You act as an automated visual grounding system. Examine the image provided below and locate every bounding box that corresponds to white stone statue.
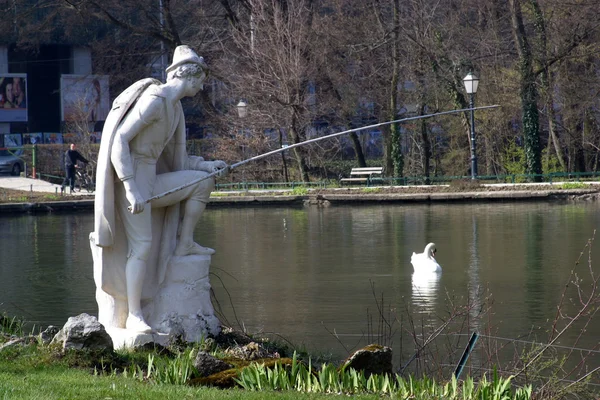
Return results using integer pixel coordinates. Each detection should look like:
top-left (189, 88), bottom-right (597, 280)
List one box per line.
top-left (89, 45), bottom-right (226, 346)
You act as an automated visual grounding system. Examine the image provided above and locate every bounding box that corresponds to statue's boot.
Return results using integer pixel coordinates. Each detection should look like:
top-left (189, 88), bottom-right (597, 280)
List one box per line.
top-left (174, 242), bottom-right (215, 256)
top-left (126, 313), bottom-right (152, 333)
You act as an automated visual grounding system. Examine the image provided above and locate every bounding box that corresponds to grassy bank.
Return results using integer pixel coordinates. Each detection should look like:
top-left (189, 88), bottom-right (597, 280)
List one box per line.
top-left (0, 312), bottom-right (535, 400)
top-left (0, 340), bottom-right (530, 400)
top-left (0, 328), bottom-right (379, 400)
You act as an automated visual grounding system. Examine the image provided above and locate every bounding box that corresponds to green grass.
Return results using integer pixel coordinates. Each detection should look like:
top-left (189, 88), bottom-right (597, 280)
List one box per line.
top-left (560, 182), bottom-right (588, 189)
top-left (361, 187), bottom-right (381, 193)
top-left (0, 345), bottom-right (379, 400)
top-left (210, 191), bottom-right (230, 197)
top-left (42, 194), bottom-right (62, 201)
top-left (0, 366), bottom-right (381, 399)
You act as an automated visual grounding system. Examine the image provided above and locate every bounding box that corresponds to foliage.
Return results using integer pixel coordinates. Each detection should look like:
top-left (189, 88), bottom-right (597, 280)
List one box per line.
top-left (290, 187), bottom-right (309, 196)
top-left (542, 149), bottom-right (563, 175)
top-left (391, 123), bottom-right (404, 178)
top-left (143, 349), bottom-right (197, 385)
top-left (501, 140), bottom-right (526, 176)
top-left (235, 352), bottom-right (532, 398)
top-left (0, 312), bottom-right (26, 336)
top-left (440, 148), bottom-right (470, 177)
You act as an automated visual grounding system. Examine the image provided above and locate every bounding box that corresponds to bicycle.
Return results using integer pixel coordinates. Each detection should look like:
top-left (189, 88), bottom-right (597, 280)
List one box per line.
top-left (73, 162), bottom-right (95, 193)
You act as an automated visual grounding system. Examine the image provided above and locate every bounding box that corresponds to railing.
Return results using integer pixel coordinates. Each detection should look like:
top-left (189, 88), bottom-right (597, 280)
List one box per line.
top-left (381, 171), bottom-right (600, 186)
top-left (213, 171), bottom-right (600, 192)
top-left (216, 181), bottom-right (328, 191)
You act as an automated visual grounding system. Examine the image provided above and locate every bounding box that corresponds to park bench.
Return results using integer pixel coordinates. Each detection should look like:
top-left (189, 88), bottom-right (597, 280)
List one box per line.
top-left (340, 167), bottom-right (384, 186)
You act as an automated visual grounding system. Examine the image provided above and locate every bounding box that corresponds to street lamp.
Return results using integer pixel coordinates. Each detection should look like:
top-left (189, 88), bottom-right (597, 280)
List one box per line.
top-left (236, 100), bottom-right (248, 185)
top-left (236, 100), bottom-right (248, 118)
top-left (463, 72), bottom-right (479, 179)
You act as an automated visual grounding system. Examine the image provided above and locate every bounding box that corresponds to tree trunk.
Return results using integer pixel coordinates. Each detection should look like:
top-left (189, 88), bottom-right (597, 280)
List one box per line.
top-left (509, 0), bottom-right (542, 179)
top-left (419, 104), bottom-right (430, 183)
top-left (389, 0), bottom-right (403, 178)
top-left (530, 0), bottom-right (566, 171)
top-left (289, 110), bottom-right (310, 182)
top-left (349, 132), bottom-right (367, 167)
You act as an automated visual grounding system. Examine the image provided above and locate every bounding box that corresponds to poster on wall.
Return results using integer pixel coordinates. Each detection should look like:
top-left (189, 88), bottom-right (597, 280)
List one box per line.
top-left (23, 132), bottom-right (43, 145)
top-left (61, 75), bottom-right (110, 123)
top-left (43, 132), bottom-right (63, 144)
top-left (0, 74), bottom-right (28, 122)
top-left (62, 132), bottom-right (81, 143)
top-left (90, 131), bottom-right (101, 143)
top-left (2, 133), bottom-right (23, 156)
top-left (3, 133), bottom-right (22, 148)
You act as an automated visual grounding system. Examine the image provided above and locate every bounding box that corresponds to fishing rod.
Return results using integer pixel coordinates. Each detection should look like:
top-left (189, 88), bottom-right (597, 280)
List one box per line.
top-left (141, 104), bottom-right (500, 205)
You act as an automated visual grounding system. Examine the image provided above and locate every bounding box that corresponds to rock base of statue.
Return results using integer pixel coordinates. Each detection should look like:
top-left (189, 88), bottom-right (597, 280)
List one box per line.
top-left (144, 254), bottom-right (221, 342)
top-left (107, 328), bottom-right (170, 350)
top-left (93, 248), bottom-right (221, 349)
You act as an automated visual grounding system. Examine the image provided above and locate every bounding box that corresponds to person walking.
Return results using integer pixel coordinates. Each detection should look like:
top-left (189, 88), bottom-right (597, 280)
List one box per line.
top-left (61, 143), bottom-right (89, 193)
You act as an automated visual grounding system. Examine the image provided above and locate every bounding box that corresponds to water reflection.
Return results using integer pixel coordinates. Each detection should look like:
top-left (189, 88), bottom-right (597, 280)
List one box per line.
top-left (411, 272), bottom-right (441, 311)
top-left (468, 213), bottom-right (482, 332)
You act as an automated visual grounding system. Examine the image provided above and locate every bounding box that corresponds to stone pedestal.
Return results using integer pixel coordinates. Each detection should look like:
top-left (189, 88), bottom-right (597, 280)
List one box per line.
top-left (145, 254), bottom-right (221, 342)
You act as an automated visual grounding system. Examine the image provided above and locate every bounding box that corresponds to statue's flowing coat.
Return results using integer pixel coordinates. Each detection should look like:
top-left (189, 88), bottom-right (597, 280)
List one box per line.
top-left (92, 78), bottom-right (187, 301)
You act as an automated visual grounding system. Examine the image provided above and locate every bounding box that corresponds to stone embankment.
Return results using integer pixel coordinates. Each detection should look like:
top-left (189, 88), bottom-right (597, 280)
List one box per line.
top-left (1, 186), bottom-right (599, 214)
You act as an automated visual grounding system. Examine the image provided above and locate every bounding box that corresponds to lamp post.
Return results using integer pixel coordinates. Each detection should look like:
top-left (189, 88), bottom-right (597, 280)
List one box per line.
top-left (463, 72), bottom-right (479, 179)
top-left (236, 100), bottom-right (248, 119)
top-left (236, 100), bottom-right (248, 185)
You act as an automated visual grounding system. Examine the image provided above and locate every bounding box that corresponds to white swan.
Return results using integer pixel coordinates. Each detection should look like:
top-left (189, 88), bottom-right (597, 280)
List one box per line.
top-left (411, 243), bottom-right (442, 273)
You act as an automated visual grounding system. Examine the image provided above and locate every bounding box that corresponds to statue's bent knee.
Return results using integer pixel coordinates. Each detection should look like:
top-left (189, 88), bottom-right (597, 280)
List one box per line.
top-left (190, 177), bottom-right (214, 203)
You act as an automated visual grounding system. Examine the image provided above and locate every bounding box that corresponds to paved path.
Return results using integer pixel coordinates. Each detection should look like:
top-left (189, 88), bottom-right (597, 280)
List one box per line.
top-left (0, 175), bottom-right (90, 195)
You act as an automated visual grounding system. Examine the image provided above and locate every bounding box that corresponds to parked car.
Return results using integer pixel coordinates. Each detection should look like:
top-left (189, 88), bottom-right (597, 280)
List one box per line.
top-left (0, 149), bottom-right (24, 176)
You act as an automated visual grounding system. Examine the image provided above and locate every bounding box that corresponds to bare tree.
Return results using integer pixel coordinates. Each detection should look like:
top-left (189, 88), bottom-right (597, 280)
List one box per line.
top-left (213, 0), bottom-right (326, 182)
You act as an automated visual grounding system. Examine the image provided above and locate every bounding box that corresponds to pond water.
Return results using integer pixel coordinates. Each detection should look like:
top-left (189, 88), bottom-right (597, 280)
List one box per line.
top-left (2, 201), bottom-right (600, 377)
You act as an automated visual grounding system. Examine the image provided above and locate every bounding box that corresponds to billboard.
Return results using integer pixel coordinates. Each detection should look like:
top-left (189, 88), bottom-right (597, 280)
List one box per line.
top-left (0, 74), bottom-right (28, 122)
top-left (23, 132), bottom-right (43, 145)
top-left (3, 133), bottom-right (22, 148)
top-left (61, 75), bottom-right (110, 123)
top-left (43, 132), bottom-right (63, 144)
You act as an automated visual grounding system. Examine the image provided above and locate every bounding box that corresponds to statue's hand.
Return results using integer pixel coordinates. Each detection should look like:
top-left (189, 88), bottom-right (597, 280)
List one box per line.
top-left (211, 160), bottom-right (229, 177)
top-left (215, 165), bottom-right (230, 178)
top-left (123, 180), bottom-right (145, 214)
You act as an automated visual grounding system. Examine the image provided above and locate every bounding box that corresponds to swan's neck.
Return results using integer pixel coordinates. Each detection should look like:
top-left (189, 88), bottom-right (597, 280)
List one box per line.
top-left (424, 244), bottom-right (436, 259)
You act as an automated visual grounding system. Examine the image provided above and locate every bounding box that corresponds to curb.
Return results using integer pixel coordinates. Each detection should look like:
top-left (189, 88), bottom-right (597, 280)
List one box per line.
top-left (0, 200), bottom-right (95, 214)
top-left (317, 189), bottom-right (598, 203)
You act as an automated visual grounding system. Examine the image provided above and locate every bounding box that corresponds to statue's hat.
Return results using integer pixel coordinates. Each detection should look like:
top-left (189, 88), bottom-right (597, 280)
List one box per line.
top-left (166, 45), bottom-right (207, 73)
